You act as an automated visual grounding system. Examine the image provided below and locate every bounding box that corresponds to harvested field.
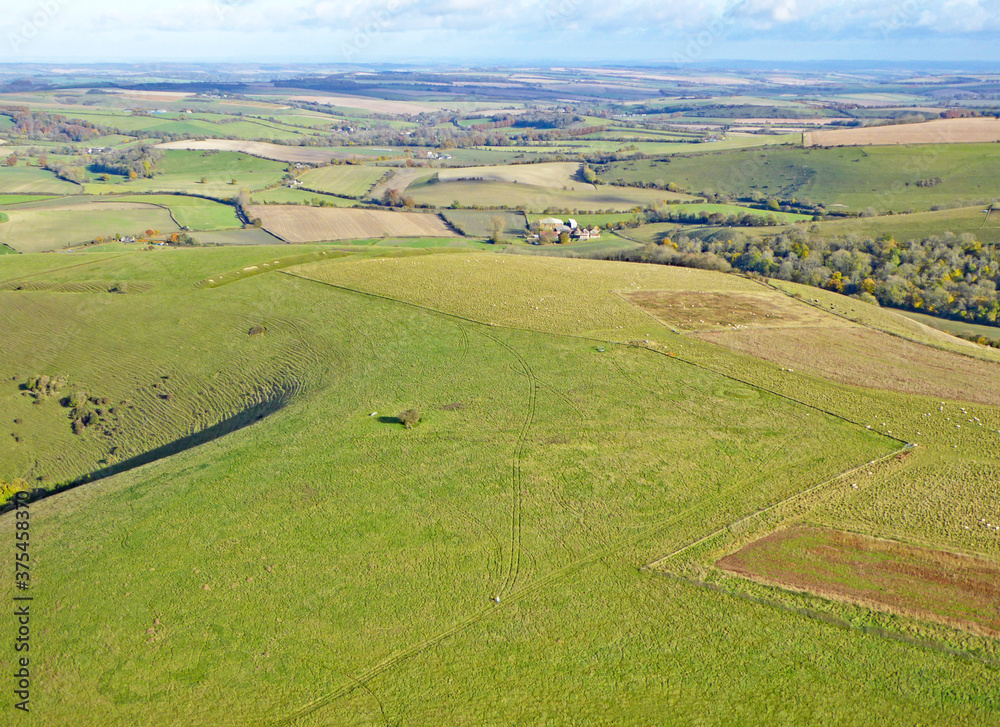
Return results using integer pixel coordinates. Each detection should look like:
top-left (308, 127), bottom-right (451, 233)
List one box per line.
top-left (247, 205), bottom-right (457, 242)
top-left (717, 526), bottom-right (1000, 638)
top-left (437, 162), bottom-right (592, 191)
top-left (274, 94), bottom-right (436, 115)
top-left (155, 139), bottom-right (361, 164)
top-left (804, 118), bottom-right (1000, 146)
top-left (697, 321), bottom-right (1000, 407)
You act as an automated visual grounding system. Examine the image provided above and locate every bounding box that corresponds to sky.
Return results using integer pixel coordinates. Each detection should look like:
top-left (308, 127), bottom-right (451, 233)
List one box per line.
top-left (3, 0), bottom-right (1000, 65)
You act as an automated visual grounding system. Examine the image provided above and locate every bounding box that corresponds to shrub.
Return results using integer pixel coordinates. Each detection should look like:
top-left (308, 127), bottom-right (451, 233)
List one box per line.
top-left (398, 409), bottom-right (420, 429)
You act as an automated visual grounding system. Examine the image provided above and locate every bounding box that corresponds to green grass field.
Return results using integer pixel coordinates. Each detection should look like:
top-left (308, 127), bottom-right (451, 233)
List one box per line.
top-left (85, 150), bottom-right (288, 198)
top-left (798, 205), bottom-right (1000, 245)
top-left (249, 186), bottom-right (364, 206)
top-left (4, 75), bottom-right (1000, 727)
top-left (0, 166), bottom-right (82, 195)
top-left (0, 194), bottom-right (58, 206)
top-left (598, 144), bottom-right (1000, 213)
top-left (404, 177), bottom-right (695, 212)
top-left (297, 165), bottom-right (388, 197)
top-left (441, 209), bottom-right (528, 237)
top-left (1, 247), bottom-right (998, 725)
top-left (110, 194), bottom-right (241, 230)
top-left (0, 201), bottom-right (179, 252)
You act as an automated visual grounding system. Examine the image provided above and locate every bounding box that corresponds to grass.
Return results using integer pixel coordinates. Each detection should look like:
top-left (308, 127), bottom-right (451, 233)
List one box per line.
top-left (716, 525), bottom-right (1000, 637)
top-left (0, 201), bottom-right (179, 252)
top-left (85, 150), bottom-right (288, 198)
top-left (797, 205), bottom-right (1000, 246)
top-left (441, 209), bottom-right (527, 237)
top-left (403, 178), bottom-right (695, 213)
top-left (247, 205), bottom-right (458, 242)
top-left (597, 144), bottom-right (1000, 213)
top-left (0, 194), bottom-right (59, 206)
top-left (3, 247), bottom-right (936, 726)
top-left (650, 202), bottom-right (814, 223)
top-left (112, 194), bottom-right (241, 230)
top-left (297, 165), bottom-right (389, 197)
top-left (249, 186), bottom-right (363, 206)
top-left (0, 243), bottom-right (997, 724)
top-left (895, 308), bottom-right (1000, 342)
top-left (0, 166), bottom-right (82, 195)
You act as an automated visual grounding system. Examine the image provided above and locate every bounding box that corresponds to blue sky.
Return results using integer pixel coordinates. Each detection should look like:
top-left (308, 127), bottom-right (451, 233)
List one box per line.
top-left (4, 0), bottom-right (1000, 64)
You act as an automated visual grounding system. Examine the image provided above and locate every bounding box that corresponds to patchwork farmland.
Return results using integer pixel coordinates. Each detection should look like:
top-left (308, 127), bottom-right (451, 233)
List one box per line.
top-left (2, 63), bottom-right (1000, 727)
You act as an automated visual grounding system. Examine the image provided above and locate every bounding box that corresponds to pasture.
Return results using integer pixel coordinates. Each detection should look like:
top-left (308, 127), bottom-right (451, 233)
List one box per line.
top-left (441, 209), bottom-right (528, 237)
top-left (247, 205), bottom-right (458, 242)
top-left (0, 201), bottom-right (179, 252)
top-left (156, 139), bottom-right (365, 164)
top-left (0, 244), bottom-right (997, 725)
top-left (648, 288), bottom-right (1000, 407)
top-left (112, 195), bottom-right (242, 230)
top-left (297, 165), bottom-right (388, 197)
top-left (86, 150), bottom-right (288, 198)
top-left (4, 69), bottom-right (1000, 727)
top-left (598, 144), bottom-right (1000, 213)
top-left (0, 166), bottom-right (82, 195)
top-left (5, 247), bottom-right (957, 727)
top-left (404, 177), bottom-right (694, 213)
top-left (799, 205), bottom-right (1000, 246)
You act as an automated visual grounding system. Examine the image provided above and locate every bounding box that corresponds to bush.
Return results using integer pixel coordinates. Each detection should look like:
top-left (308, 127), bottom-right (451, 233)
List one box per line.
top-left (398, 409), bottom-right (420, 429)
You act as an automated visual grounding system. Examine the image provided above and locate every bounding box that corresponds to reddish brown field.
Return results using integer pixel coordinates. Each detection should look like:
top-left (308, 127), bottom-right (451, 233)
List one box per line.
top-left (717, 526), bottom-right (1000, 637)
top-left (804, 117), bottom-right (1000, 146)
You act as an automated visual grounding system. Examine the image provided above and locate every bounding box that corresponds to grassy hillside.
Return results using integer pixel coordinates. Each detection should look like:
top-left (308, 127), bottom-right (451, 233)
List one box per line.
top-left (1, 223), bottom-right (999, 727)
top-left (598, 144), bottom-right (1000, 213)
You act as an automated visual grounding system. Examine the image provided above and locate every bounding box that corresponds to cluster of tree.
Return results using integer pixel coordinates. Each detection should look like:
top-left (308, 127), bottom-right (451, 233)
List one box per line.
top-left (0, 106), bottom-right (107, 142)
top-left (380, 188), bottom-right (416, 208)
top-left (594, 227), bottom-right (1000, 325)
top-left (88, 144), bottom-right (162, 179)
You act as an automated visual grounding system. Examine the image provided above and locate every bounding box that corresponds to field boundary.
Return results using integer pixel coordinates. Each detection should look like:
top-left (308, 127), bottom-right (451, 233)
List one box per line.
top-left (643, 443), bottom-right (912, 571)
